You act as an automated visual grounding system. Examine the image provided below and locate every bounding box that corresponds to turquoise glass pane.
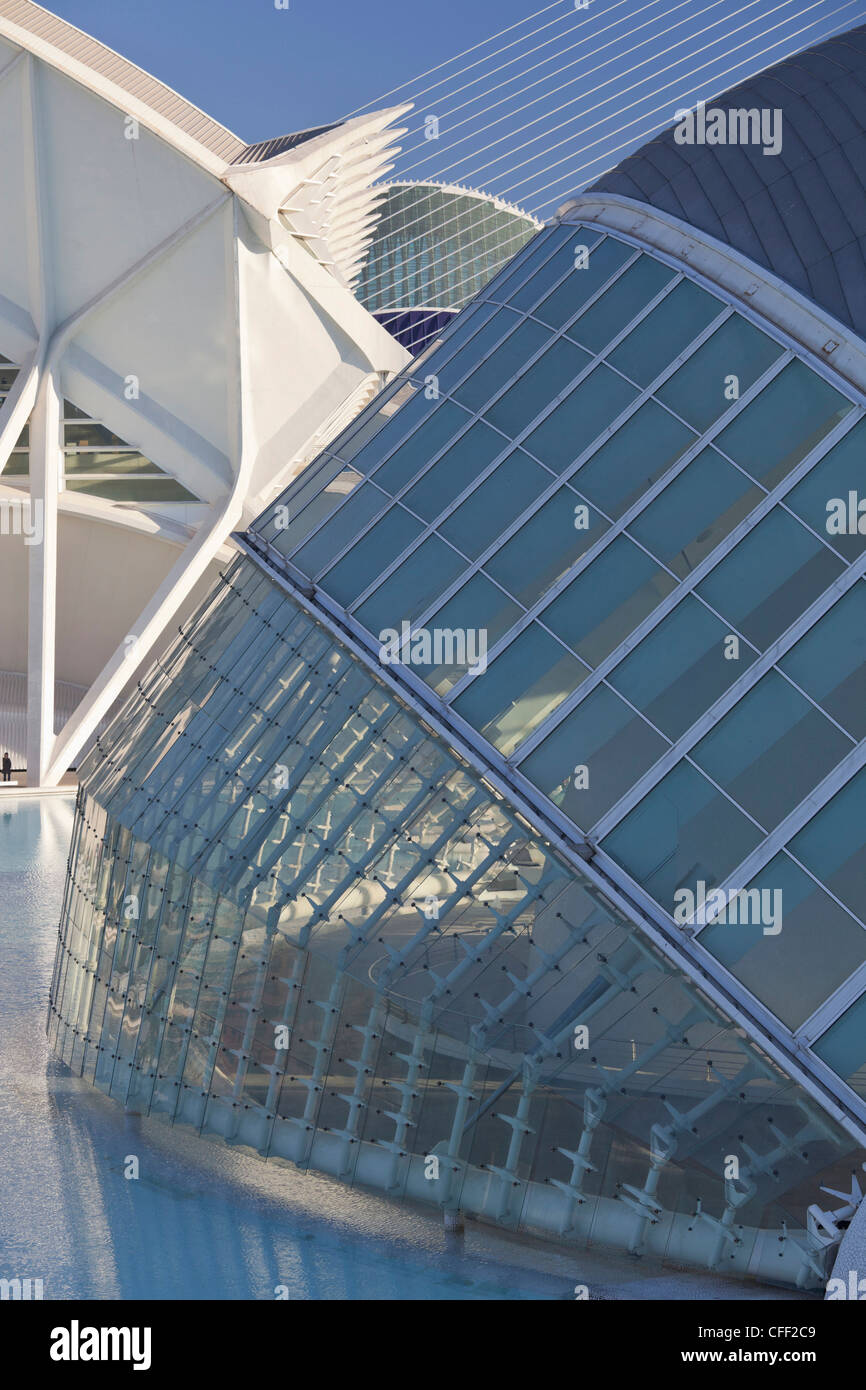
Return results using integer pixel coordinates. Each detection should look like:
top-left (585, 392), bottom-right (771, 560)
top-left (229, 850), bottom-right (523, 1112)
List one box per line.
top-left (427, 306), bottom-right (524, 399)
top-left (511, 230), bottom-right (625, 318)
top-left (541, 536), bottom-right (677, 667)
top-left (484, 485), bottom-right (608, 609)
top-left (566, 255), bottom-right (674, 354)
top-left (655, 316), bottom-right (782, 431)
top-left (322, 507), bottom-right (423, 606)
top-left (627, 447), bottom-right (763, 578)
top-left (291, 482), bottom-right (388, 578)
top-left (606, 278), bottom-right (724, 387)
top-left (452, 318), bottom-right (549, 414)
top-left (815, 993), bottom-right (866, 1099)
top-left (438, 451), bottom-right (550, 559)
top-left (699, 854), bottom-right (866, 1030)
top-left (691, 671), bottom-right (850, 830)
top-left (452, 625), bottom-right (584, 756)
top-left (778, 584), bottom-right (866, 739)
top-left (401, 420), bottom-right (503, 521)
top-left (520, 684), bottom-right (666, 830)
top-left (715, 360), bottom-right (852, 491)
top-left (697, 509), bottom-right (844, 650)
top-left (523, 364), bottom-right (638, 474)
top-left (484, 337), bottom-right (590, 436)
top-left (786, 418), bottom-right (866, 563)
top-left (354, 535), bottom-right (466, 631)
top-left (602, 761), bottom-right (762, 914)
top-left (374, 400), bottom-right (470, 496)
top-left (416, 573), bottom-right (522, 695)
top-left (608, 597), bottom-right (754, 740)
top-left (789, 766), bottom-right (866, 923)
top-left (571, 401), bottom-right (695, 518)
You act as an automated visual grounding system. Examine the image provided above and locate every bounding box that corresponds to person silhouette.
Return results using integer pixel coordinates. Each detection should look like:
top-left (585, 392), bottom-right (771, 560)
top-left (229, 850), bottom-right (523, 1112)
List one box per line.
top-left (1, 752), bottom-right (12, 782)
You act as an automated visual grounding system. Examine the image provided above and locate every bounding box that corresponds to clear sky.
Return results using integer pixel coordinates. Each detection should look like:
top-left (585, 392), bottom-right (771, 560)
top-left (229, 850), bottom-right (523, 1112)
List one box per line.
top-left (41, 0), bottom-right (866, 219)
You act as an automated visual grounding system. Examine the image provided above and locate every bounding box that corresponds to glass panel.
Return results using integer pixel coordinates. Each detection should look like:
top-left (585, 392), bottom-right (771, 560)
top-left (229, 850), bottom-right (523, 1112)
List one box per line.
top-left (438, 450), bottom-right (550, 559)
top-left (715, 360), bottom-right (853, 490)
top-left (696, 509), bottom-right (844, 650)
top-left (522, 364), bottom-right (638, 474)
top-left (452, 625), bottom-right (584, 756)
top-left (401, 420), bottom-right (503, 521)
top-left (484, 337), bottom-right (590, 436)
top-left (602, 761), bottom-right (763, 915)
top-left (426, 306), bottom-right (524, 398)
top-left (508, 228), bottom-right (622, 317)
top-left (699, 854), bottom-right (866, 1031)
top-left (354, 535), bottom-right (466, 630)
top-left (786, 418), bottom-right (866, 562)
top-left (64, 452), bottom-right (162, 475)
top-left (415, 573), bottom-right (522, 695)
top-left (789, 766), bottom-right (866, 923)
top-left (321, 507), bottom-right (423, 606)
top-left (290, 482), bottom-right (388, 577)
top-left (778, 584), bottom-right (866, 740)
top-left (606, 278), bottom-right (723, 387)
top-left (566, 255), bottom-right (674, 353)
top-left (520, 684), bottom-right (667, 830)
top-left (541, 536), bottom-right (677, 667)
top-left (261, 463), bottom-right (362, 552)
top-left (691, 671), bottom-right (850, 830)
top-left (484, 484), bottom-right (608, 609)
top-left (814, 992), bottom-right (866, 1099)
top-left (655, 316), bottom-right (782, 431)
top-left (608, 597), bottom-right (755, 740)
top-left (570, 401), bottom-right (695, 518)
top-left (64, 422), bottom-right (128, 447)
top-left (451, 318), bottom-right (549, 414)
top-left (627, 447), bottom-right (763, 578)
top-left (333, 382), bottom-right (425, 470)
top-left (373, 400), bottom-right (470, 496)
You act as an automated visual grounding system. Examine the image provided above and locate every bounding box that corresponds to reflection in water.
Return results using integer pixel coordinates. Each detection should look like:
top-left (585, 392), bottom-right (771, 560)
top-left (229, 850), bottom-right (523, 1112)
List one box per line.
top-left (0, 796), bottom-right (578, 1300)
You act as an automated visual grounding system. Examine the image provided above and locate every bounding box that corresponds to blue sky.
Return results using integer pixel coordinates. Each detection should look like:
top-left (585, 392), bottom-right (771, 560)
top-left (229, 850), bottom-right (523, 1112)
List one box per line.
top-left (43, 0), bottom-right (866, 219)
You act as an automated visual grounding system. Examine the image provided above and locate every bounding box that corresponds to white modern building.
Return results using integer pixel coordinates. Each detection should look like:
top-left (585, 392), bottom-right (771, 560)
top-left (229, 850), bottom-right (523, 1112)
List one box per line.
top-left (0, 0), bottom-right (411, 785)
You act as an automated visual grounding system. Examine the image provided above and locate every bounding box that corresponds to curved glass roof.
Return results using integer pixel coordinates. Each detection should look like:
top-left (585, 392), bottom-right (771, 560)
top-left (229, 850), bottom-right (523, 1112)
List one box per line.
top-left (252, 214), bottom-right (866, 1089)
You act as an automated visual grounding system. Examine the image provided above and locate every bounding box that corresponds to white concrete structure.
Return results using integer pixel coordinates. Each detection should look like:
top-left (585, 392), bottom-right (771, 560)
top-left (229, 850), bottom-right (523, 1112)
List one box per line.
top-left (0, 0), bottom-right (410, 785)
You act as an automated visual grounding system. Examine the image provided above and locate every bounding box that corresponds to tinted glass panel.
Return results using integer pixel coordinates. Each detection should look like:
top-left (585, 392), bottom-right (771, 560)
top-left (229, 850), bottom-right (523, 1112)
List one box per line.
top-left (520, 685), bottom-right (666, 830)
top-left (417, 574), bottom-right (521, 695)
top-left (572, 401), bottom-right (695, 518)
top-left (542, 536), bottom-right (677, 667)
top-left (603, 761), bottom-right (762, 914)
top-left (778, 585), bottom-right (866, 740)
top-left (520, 232), bottom-right (629, 321)
top-left (354, 535), bottom-right (466, 631)
top-left (697, 510), bottom-right (844, 650)
top-left (323, 507), bottom-right (423, 606)
top-left (715, 360), bottom-right (852, 490)
top-left (484, 337), bottom-right (590, 436)
top-left (655, 316), bottom-right (782, 431)
top-left (786, 419), bottom-right (866, 563)
top-left (607, 279), bottom-right (723, 387)
top-left (691, 672), bottom-right (850, 830)
top-left (401, 420), bottom-right (502, 521)
top-left (290, 483), bottom-right (388, 577)
top-left (438, 451), bottom-right (550, 559)
top-left (452, 319), bottom-right (548, 414)
top-left (523, 365), bottom-right (638, 474)
top-left (452, 625), bottom-right (584, 756)
top-left (566, 255), bottom-right (674, 353)
top-left (374, 401), bottom-right (470, 496)
top-left (608, 597), bottom-right (753, 740)
top-left (815, 993), bottom-right (866, 1099)
top-left (699, 855), bottom-right (866, 1030)
top-left (485, 486), bottom-right (608, 609)
top-left (789, 767), bottom-right (866, 923)
top-left (627, 447), bottom-right (763, 578)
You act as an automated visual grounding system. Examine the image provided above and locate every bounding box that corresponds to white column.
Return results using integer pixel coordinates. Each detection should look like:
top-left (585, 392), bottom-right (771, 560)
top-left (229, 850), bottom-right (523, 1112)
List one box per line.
top-left (26, 369), bottom-right (62, 785)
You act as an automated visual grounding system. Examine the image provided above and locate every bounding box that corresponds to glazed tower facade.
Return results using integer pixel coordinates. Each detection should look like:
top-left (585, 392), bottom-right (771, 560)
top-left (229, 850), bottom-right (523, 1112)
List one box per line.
top-left (50, 26), bottom-right (866, 1290)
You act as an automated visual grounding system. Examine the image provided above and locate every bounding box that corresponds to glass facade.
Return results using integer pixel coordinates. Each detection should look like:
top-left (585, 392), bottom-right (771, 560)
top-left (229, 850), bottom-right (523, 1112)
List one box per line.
top-left (48, 557), bottom-right (860, 1287)
top-left (50, 211), bottom-right (866, 1289)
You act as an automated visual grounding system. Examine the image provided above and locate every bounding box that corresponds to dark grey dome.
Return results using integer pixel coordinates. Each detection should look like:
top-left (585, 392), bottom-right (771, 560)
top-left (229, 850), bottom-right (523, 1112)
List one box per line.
top-left (591, 24), bottom-right (866, 341)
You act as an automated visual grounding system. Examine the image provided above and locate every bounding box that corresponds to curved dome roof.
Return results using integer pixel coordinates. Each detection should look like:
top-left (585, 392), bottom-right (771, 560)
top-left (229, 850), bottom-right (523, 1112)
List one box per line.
top-left (590, 23), bottom-right (866, 342)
